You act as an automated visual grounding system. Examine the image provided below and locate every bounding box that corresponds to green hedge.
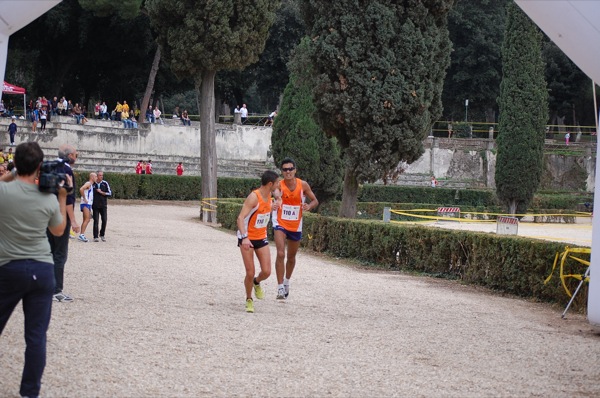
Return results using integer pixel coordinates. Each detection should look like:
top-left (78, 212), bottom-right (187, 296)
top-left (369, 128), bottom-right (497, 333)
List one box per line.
top-left (72, 174), bottom-right (592, 212)
top-left (319, 201), bottom-right (501, 221)
top-left (358, 184), bottom-right (498, 207)
top-left (73, 173), bottom-right (260, 200)
top-left (320, 201), bottom-right (583, 223)
top-left (217, 201), bottom-right (588, 311)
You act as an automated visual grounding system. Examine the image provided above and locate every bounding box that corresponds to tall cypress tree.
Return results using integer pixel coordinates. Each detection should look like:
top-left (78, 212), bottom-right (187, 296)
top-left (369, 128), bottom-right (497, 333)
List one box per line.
top-left (271, 37), bottom-right (343, 203)
top-left (495, 3), bottom-right (548, 215)
top-left (301, 0), bottom-right (453, 217)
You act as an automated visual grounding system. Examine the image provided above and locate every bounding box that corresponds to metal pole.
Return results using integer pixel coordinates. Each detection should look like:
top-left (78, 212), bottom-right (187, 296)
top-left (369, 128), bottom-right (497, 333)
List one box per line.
top-left (593, 81), bottom-right (598, 134)
top-left (383, 207), bottom-right (391, 223)
top-left (562, 267), bottom-right (590, 319)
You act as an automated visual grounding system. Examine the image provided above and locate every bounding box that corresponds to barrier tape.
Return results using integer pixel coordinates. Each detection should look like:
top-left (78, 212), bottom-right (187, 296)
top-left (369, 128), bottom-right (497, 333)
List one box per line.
top-left (201, 197), bottom-right (218, 212)
top-left (455, 211), bottom-right (591, 218)
top-left (389, 208), bottom-right (591, 220)
top-left (389, 210), bottom-right (495, 223)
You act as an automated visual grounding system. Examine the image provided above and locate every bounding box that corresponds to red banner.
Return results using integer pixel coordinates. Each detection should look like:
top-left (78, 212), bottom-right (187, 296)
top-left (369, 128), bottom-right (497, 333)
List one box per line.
top-left (2, 81), bottom-right (26, 95)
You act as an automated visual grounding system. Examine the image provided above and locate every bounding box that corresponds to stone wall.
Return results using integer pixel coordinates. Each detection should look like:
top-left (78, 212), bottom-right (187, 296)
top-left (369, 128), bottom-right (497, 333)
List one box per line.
top-left (0, 116), bottom-right (595, 191)
top-left (0, 116), bottom-right (274, 178)
top-left (394, 137), bottom-right (595, 192)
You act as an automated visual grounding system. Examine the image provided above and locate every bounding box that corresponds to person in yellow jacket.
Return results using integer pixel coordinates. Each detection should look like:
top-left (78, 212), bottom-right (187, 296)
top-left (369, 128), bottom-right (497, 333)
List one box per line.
top-left (114, 102), bottom-right (123, 121)
top-left (272, 157), bottom-right (318, 300)
top-left (236, 170), bottom-right (281, 313)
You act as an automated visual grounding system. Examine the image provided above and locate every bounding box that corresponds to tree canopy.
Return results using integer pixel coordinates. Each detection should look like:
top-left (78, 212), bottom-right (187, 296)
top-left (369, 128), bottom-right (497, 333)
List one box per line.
top-left (442, 0), bottom-right (507, 122)
top-left (146, 0), bottom-right (279, 222)
top-left (271, 37), bottom-right (343, 203)
top-left (495, 3), bottom-right (548, 215)
top-left (147, 0), bottom-right (279, 84)
top-left (78, 0), bottom-right (142, 18)
top-left (301, 0), bottom-right (453, 217)
top-left (6, 0), bottom-right (597, 126)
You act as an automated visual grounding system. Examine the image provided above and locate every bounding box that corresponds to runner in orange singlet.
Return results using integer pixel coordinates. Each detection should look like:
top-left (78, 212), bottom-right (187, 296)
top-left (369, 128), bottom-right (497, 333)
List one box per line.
top-left (236, 170), bottom-right (281, 313)
top-left (272, 158), bottom-right (319, 299)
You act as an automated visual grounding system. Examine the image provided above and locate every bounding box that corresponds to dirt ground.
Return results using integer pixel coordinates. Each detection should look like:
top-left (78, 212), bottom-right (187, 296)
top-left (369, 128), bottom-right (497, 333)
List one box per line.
top-left (1, 201), bottom-right (599, 397)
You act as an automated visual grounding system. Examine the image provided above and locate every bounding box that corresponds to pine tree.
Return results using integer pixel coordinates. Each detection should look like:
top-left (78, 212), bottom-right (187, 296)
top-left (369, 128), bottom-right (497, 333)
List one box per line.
top-left (271, 38), bottom-right (343, 203)
top-left (495, 2), bottom-right (548, 215)
top-left (301, 0), bottom-right (453, 217)
top-left (147, 0), bottom-right (279, 222)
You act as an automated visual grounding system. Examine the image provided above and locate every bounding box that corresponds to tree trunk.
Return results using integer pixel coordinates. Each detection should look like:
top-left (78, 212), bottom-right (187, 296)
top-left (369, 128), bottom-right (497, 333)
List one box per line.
top-left (338, 164), bottom-right (359, 218)
top-left (485, 108), bottom-right (496, 123)
top-left (508, 199), bottom-right (517, 215)
top-left (139, 46), bottom-right (161, 124)
top-left (200, 70), bottom-right (218, 223)
top-left (214, 93), bottom-right (221, 123)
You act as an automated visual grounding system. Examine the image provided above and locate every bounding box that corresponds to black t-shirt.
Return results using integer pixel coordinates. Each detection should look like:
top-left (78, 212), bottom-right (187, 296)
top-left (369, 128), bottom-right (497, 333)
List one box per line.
top-left (55, 161), bottom-right (75, 206)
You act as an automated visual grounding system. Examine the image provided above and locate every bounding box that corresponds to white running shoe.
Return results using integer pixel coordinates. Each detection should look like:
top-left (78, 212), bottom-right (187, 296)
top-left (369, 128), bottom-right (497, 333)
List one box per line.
top-left (284, 283), bottom-right (290, 299)
top-left (78, 234), bottom-right (89, 242)
top-left (276, 286), bottom-right (286, 300)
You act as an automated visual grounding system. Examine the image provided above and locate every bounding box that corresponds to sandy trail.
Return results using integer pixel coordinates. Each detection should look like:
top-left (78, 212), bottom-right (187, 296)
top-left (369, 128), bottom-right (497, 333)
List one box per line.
top-left (1, 202), bottom-right (599, 397)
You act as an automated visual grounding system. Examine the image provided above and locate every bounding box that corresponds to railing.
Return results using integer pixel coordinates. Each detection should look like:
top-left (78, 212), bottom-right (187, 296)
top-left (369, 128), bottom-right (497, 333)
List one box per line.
top-left (431, 120), bottom-right (597, 143)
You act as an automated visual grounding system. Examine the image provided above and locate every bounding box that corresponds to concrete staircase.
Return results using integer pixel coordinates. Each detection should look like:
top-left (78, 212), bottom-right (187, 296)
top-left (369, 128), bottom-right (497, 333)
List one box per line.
top-left (72, 150), bottom-right (272, 177)
top-left (392, 173), bottom-right (471, 189)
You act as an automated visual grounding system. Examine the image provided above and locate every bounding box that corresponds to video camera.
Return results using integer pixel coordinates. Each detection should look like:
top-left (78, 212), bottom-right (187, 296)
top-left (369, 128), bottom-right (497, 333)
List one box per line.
top-left (39, 159), bottom-right (73, 194)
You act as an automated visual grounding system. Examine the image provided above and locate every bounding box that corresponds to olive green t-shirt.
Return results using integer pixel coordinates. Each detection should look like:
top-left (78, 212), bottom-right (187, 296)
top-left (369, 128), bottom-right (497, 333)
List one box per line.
top-left (0, 180), bottom-right (62, 266)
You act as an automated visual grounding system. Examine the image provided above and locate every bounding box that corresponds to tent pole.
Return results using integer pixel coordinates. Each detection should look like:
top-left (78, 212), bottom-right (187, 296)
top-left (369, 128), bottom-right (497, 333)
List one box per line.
top-left (594, 81), bottom-right (598, 131)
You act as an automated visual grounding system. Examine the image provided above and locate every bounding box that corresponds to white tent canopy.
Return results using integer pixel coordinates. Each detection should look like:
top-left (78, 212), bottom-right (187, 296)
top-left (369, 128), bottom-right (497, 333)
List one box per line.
top-left (0, 1), bottom-right (62, 102)
top-left (515, 0), bottom-right (600, 326)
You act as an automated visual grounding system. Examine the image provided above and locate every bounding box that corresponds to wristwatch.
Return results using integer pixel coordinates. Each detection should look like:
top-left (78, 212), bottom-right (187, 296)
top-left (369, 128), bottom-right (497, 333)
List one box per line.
top-left (241, 234), bottom-right (248, 239)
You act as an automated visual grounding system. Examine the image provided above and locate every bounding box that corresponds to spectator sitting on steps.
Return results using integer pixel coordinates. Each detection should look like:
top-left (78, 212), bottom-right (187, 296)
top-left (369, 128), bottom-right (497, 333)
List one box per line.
top-left (181, 110), bottom-right (191, 126)
top-left (146, 106), bottom-right (155, 123)
top-left (153, 106), bottom-right (163, 125)
top-left (73, 103), bottom-right (84, 124)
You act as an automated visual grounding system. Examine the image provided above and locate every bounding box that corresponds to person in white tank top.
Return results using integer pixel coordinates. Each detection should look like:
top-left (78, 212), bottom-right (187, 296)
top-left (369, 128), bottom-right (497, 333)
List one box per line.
top-left (78, 172), bottom-right (96, 242)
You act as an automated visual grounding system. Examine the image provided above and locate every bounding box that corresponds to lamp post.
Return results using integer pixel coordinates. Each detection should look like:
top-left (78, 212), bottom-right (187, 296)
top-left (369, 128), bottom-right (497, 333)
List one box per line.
top-left (465, 99), bottom-right (469, 123)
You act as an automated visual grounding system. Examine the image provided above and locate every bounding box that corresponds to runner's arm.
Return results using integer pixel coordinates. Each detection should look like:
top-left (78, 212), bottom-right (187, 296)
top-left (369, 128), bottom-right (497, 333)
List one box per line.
top-left (302, 181), bottom-right (319, 211)
top-left (236, 192), bottom-right (259, 237)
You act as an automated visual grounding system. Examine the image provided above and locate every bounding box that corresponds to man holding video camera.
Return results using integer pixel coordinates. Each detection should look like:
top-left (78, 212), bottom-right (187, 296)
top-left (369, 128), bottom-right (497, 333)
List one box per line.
top-left (0, 142), bottom-right (69, 398)
top-left (48, 144), bottom-right (80, 302)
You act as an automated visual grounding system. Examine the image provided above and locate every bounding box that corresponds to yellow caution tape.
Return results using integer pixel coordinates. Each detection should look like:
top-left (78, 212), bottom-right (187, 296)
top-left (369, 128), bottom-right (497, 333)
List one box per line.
top-left (390, 209), bottom-right (591, 222)
top-left (200, 197), bottom-right (218, 212)
top-left (389, 210), bottom-right (495, 223)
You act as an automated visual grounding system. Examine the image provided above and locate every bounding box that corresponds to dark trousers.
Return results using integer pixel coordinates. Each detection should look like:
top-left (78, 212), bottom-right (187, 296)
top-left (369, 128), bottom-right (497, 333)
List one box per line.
top-left (0, 259), bottom-right (55, 398)
top-left (9, 131), bottom-right (15, 144)
top-left (93, 206), bottom-right (108, 238)
top-left (47, 216), bottom-right (70, 294)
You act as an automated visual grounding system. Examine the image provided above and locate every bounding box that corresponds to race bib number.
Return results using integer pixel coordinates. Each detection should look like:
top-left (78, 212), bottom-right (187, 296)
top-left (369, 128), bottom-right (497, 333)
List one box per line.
top-left (254, 213), bottom-right (270, 228)
top-left (281, 205), bottom-right (301, 221)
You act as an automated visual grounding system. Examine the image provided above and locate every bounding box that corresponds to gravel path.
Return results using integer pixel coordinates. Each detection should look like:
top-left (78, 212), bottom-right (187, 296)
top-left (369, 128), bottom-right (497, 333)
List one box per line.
top-left (1, 201), bottom-right (599, 397)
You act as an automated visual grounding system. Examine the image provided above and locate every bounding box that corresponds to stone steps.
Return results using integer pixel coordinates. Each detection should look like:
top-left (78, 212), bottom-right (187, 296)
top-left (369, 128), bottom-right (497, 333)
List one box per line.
top-left (392, 173), bottom-right (471, 189)
top-left (72, 150), bottom-right (270, 177)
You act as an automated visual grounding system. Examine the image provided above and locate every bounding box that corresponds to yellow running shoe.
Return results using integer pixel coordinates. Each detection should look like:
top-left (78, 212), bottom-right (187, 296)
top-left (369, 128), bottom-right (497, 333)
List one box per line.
top-left (245, 298), bottom-right (254, 313)
top-left (253, 282), bottom-right (265, 300)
